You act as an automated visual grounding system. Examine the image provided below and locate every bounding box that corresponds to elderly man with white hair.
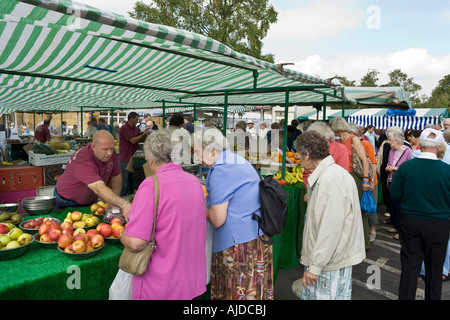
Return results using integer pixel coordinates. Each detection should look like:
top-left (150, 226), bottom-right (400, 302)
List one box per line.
top-left (389, 128), bottom-right (450, 300)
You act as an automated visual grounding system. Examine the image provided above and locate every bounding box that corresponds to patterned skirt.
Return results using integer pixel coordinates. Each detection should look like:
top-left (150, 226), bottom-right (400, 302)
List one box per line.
top-left (210, 236), bottom-right (274, 300)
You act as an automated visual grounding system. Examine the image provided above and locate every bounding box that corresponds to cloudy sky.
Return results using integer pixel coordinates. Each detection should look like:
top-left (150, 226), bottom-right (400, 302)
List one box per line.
top-left (82, 0), bottom-right (450, 97)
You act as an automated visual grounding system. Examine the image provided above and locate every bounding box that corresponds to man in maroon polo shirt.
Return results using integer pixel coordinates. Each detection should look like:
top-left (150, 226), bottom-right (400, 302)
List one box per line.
top-left (34, 120), bottom-right (51, 143)
top-left (119, 112), bottom-right (150, 196)
top-left (55, 130), bottom-right (132, 216)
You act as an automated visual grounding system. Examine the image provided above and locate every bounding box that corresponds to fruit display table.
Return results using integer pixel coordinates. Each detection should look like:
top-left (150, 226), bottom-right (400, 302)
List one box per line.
top-left (272, 182), bottom-right (307, 282)
top-left (0, 207), bottom-right (123, 300)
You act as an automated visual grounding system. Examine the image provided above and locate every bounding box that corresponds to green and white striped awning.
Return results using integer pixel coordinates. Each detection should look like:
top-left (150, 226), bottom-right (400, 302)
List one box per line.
top-left (0, 0), bottom-right (344, 114)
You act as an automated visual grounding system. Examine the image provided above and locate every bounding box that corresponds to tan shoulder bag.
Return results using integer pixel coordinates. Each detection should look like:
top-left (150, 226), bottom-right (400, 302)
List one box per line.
top-left (118, 175), bottom-right (159, 276)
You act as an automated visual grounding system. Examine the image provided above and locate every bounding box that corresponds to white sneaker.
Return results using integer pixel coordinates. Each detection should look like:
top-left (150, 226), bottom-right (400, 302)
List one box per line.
top-left (370, 231), bottom-right (376, 243)
top-left (384, 212), bottom-right (390, 217)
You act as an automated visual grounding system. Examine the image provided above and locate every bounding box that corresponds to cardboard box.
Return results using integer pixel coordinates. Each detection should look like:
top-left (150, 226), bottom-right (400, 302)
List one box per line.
top-left (0, 165), bottom-right (43, 193)
top-left (29, 150), bottom-right (74, 166)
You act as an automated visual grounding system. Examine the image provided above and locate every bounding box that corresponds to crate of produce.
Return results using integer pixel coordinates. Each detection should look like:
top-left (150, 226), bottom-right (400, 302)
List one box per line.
top-left (28, 151), bottom-right (74, 166)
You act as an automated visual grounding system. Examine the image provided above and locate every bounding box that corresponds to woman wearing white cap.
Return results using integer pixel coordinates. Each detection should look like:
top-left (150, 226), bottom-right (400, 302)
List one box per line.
top-left (246, 120), bottom-right (257, 139)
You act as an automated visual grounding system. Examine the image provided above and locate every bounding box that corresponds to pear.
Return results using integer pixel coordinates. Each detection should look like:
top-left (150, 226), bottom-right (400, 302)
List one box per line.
top-left (0, 235), bottom-right (11, 247)
top-left (5, 241), bottom-right (20, 249)
top-left (0, 213), bottom-right (11, 222)
top-left (11, 214), bottom-right (22, 224)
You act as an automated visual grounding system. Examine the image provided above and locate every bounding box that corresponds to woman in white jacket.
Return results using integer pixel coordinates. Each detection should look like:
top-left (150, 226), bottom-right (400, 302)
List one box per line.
top-left (295, 131), bottom-right (366, 300)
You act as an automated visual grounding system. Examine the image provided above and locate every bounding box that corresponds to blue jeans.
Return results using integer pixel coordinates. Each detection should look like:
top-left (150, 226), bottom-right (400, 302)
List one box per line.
top-left (120, 161), bottom-right (133, 196)
top-left (54, 188), bottom-right (80, 209)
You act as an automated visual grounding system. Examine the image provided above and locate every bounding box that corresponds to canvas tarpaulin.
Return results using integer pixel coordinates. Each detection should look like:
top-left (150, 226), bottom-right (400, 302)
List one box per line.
top-left (0, 0), bottom-right (345, 114)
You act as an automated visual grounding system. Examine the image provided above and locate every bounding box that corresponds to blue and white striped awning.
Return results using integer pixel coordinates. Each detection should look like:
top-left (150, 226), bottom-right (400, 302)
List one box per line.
top-left (298, 108), bottom-right (449, 130)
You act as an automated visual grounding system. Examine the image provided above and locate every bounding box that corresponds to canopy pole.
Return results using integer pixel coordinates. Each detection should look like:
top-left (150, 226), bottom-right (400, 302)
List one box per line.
top-left (193, 104), bottom-right (197, 122)
top-left (342, 99), bottom-right (346, 118)
top-left (223, 91), bottom-right (228, 136)
top-left (253, 70), bottom-right (259, 90)
top-left (110, 108), bottom-right (114, 135)
top-left (323, 94), bottom-right (327, 122)
top-left (80, 107), bottom-right (84, 137)
top-left (33, 111), bottom-right (35, 132)
top-left (282, 89), bottom-right (290, 179)
top-left (162, 100), bottom-right (166, 128)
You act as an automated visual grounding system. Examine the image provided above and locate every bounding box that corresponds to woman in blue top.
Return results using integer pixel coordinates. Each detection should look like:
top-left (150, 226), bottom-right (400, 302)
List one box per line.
top-left (193, 128), bottom-right (274, 300)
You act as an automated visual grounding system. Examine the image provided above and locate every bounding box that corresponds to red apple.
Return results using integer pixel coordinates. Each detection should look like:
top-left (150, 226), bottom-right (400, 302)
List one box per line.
top-left (39, 233), bottom-right (51, 243)
top-left (60, 221), bottom-right (73, 230)
top-left (50, 224), bottom-right (62, 231)
top-left (49, 229), bottom-right (62, 242)
top-left (58, 234), bottom-right (73, 248)
top-left (73, 228), bottom-right (86, 237)
top-left (73, 233), bottom-right (88, 242)
top-left (72, 240), bottom-right (87, 253)
top-left (86, 243), bottom-right (94, 252)
top-left (96, 206), bottom-right (106, 215)
top-left (71, 211), bottom-right (82, 221)
top-left (0, 224), bottom-right (9, 234)
top-left (22, 222), bottom-right (31, 229)
top-left (110, 218), bottom-right (124, 226)
top-left (61, 228), bottom-right (73, 236)
top-left (96, 223), bottom-right (108, 232)
top-left (90, 234), bottom-right (104, 248)
top-left (112, 226), bottom-right (124, 238)
top-left (39, 224), bottom-right (51, 236)
top-left (64, 243), bottom-right (73, 253)
top-left (99, 224), bottom-right (112, 238)
top-left (86, 229), bottom-right (99, 240)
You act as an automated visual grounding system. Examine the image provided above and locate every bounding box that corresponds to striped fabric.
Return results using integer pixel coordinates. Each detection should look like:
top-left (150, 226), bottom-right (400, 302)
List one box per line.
top-left (298, 108), bottom-right (449, 130)
top-left (0, 0), bottom-right (343, 114)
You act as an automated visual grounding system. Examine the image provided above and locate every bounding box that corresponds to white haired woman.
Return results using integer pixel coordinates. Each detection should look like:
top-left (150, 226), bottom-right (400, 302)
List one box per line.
top-left (329, 117), bottom-right (371, 250)
top-left (193, 128), bottom-right (274, 300)
top-left (385, 129), bottom-right (413, 240)
top-left (120, 129), bottom-right (207, 300)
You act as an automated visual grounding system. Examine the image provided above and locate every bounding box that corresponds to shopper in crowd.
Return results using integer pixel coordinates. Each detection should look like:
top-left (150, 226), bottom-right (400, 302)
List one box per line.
top-left (139, 113), bottom-right (151, 131)
top-left (121, 129), bottom-right (206, 300)
top-left (183, 116), bottom-right (194, 134)
top-left (119, 112), bottom-right (151, 196)
top-left (351, 123), bottom-right (379, 243)
top-left (37, 115), bottom-right (57, 134)
top-left (54, 130), bottom-right (131, 215)
top-left (444, 118), bottom-right (450, 131)
top-left (295, 131), bottom-right (365, 300)
top-left (385, 129), bottom-right (413, 240)
top-left (33, 119), bottom-right (51, 143)
top-left (329, 116), bottom-right (371, 250)
top-left (247, 120), bottom-right (258, 139)
top-left (71, 124), bottom-right (79, 136)
top-left (112, 122), bottom-right (119, 140)
top-left (364, 125), bottom-right (376, 151)
top-left (167, 114), bottom-right (185, 133)
top-left (406, 129), bottom-right (421, 151)
top-left (193, 128), bottom-right (273, 300)
top-left (59, 121), bottom-right (67, 135)
top-left (98, 118), bottom-right (111, 132)
top-left (234, 120), bottom-right (250, 149)
top-left (21, 122), bottom-right (29, 134)
top-left (390, 128), bottom-right (450, 300)
top-left (258, 122), bottom-right (269, 139)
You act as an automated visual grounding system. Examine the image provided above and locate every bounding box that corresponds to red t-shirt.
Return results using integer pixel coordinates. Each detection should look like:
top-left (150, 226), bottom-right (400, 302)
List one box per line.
top-left (119, 122), bottom-right (140, 162)
top-left (56, 144), bottom-right (120, 205)
top-left (34, 125), bottom-right (50, 143)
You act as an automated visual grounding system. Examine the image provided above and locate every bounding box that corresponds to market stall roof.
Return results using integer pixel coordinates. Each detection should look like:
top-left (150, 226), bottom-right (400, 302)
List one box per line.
top-left (298, 107), bottom-right (449, 130)
top-left (0, 0), bottom-right (345, 114)
top-left (344, 87), bottom-right (412, 109)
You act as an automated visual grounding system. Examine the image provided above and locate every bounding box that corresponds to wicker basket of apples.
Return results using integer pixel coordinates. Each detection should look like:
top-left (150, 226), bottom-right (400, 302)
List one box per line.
top-left (57, 228), bottom-right (105, 260)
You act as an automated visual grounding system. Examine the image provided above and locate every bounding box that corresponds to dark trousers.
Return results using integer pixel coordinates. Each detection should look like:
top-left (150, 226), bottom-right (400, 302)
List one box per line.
top-left (398, 214), bottom-right (449, 300)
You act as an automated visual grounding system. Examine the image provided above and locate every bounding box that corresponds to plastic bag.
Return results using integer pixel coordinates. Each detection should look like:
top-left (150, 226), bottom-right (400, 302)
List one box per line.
top-left (109, 269), bottom-right (133, 300)
top-left (360, 190), bottom-right (377, 214)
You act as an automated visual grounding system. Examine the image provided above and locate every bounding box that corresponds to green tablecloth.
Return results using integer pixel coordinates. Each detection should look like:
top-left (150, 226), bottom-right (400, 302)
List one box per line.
top-left (272, 182), bottom-right (307, 282)
top-left (0, 207), bottom-right (123, 300)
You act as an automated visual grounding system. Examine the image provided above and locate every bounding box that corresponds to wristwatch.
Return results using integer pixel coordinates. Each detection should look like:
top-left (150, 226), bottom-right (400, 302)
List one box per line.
top-left (370, 178), bottom-right (375, 182)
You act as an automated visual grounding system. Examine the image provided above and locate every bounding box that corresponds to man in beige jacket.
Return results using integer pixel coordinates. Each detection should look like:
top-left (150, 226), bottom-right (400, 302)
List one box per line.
top-left (295, 131), bottom-right (366, 300)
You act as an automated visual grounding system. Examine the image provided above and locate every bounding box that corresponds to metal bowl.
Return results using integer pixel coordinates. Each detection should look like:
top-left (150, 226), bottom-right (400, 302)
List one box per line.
top-left (33, 233), bottom-right (59, 249)
top-left (19, 217), bottom-right (61, 234)
top-left (23, 207), bottom-right (55, 216)
top-left (0, 234), bottom-right (34, 261)
top-left (0, 203), bottom-right (19, 213)
top-left (57, 243), bottom-right (104, 260)
top-left (22, 196), bottom-right (56, 216)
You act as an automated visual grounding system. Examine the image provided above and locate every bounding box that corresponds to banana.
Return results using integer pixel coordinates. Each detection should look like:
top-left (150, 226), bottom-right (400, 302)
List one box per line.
top-left (296, 172), bottom-right (304, 183)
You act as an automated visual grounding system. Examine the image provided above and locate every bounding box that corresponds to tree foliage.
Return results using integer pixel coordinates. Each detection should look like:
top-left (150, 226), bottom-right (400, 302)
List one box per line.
top-left (129, 0), bottom-right (278, 62)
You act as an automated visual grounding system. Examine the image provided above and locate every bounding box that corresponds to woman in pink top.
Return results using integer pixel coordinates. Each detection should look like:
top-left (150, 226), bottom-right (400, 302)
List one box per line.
top-left (120, 130), bottom-right (207, 300)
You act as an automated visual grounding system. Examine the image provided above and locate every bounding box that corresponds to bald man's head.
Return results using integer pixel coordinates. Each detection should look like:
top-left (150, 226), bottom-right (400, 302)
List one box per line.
top-left (91, 130), bottom-right (115, 162)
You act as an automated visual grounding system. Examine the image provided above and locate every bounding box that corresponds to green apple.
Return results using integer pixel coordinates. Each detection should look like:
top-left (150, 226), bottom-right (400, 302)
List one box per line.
top-left (7, 228), bottom-right (23, 240)
top-left (18, 233), bottom-right (32, 245)
top-left (85, 218), bottom-right (96, 227)
top-left (3, 223), bottom-right (14, 231)
top-left (5, 240), bottom-right (20, 249)
top-left (0, 235), bottom-right (11, 247)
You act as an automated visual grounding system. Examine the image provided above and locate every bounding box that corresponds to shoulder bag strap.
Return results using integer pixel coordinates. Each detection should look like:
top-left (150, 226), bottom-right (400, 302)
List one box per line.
top-left (150, 174), bottom-right (159, 243)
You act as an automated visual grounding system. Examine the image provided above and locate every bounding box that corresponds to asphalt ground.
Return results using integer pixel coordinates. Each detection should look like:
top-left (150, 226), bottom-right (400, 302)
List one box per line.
top-left (274, 203), bottom-right (450, 300)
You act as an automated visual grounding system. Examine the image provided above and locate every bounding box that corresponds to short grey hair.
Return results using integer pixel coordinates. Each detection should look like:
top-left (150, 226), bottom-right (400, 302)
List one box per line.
top-left (143, 129), bottom-right (172, 164)
top-left (306, 121), bottom-right (335, 141)
top-left (329, 116), bottom-right (350, 133)
top-left (444, 128), bottom-right (450, 144)
top-left (347, 122), bottom-right (360, 136)
top-left (387, 128), bottom-right (405, 145)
